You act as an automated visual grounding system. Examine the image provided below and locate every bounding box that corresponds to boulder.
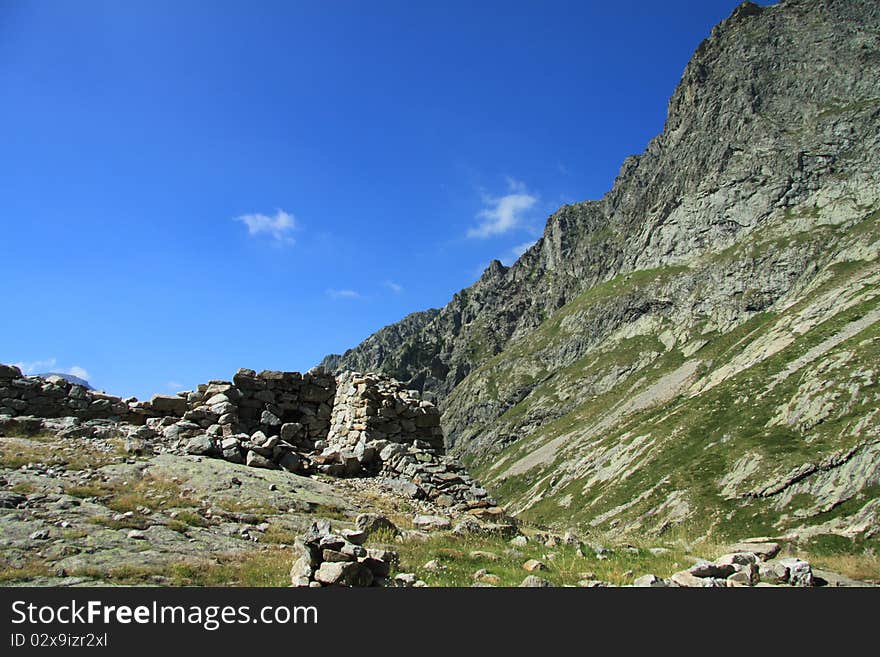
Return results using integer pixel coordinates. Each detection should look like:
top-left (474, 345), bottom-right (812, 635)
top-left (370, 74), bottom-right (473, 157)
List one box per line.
top-left (670, 571), bottom-right (712, 587)
top-left (758, 561), bottom-right (790, 584)
top-left (280, 422), bottom-right (304, 442)
top-left (633, 574), bottom-right (668, 587)
top-left (473, 569), bottom-right (501, 585)
top-left (715, 552), bottom-right (759, 567)
top-left (412, 514), bottom-right (452, 531)
top-left (0, 492), bottom-right (27, 508)
top-left (339, 450), bottom-right (361, 476)
top-left (246, 450), bottom-right (278, 469)
top-left (355, 514), bottom-right (399, 538)
top-left (520, 575), bottom-right (552, 587)
top-left (289, 556), bottom-right (313, 587)
top-left (185, 434), bottom-right (217, 456)
top-left (261, 410), bottom-right (282, 426)
top-left (469, 551), bottom-right (499, 561)
top-left (314, 561), bottom-right (373, 587)
top-left (366, 548), bottom-right (399, 567)
top-left (727, 570), bottom-right (755, 586)
top-left (689, 562), bottom-right (737, 579)
top-left (340, 529), bottom-right (367, 545)
top-left (322, 549), bottom-right (355, 563)
top-left (222, 445), bottom-right (243, 463)
top-left (452, 517), bottom-right (485, 536)
top-left (149, 394), bottom-right (187, 416)
top-left (277, 452), bottom-right (302, 472)
top-left (359, 556), bottom-right (391, 578)
top-left (220, 437), bottom-right (240, 450)
top-left (318, 534), bottom-right (346, 551)
top-left (204, 393), bottom-right (230, 407)
top-left (779, 558), bottom-right (814, 587)
top-left (340, 542), bottom-right (367, 559)
top-left (393, 573), bottom-right (419, 588)
top-left (384, 478), bottom-right (425, 499)
top-left (727, 542), bottom-right (780, 560)
top-left (0, 364), bottom-right (23, 379)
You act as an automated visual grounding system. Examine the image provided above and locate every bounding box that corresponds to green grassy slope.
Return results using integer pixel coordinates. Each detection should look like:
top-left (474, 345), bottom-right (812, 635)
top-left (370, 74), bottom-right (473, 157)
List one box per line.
top-left (451, 204), bottom-right (880, 546)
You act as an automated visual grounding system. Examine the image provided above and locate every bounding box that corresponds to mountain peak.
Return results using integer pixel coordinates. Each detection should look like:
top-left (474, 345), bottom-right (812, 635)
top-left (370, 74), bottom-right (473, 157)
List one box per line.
top-left (319, 0), bottom-right (880, 540)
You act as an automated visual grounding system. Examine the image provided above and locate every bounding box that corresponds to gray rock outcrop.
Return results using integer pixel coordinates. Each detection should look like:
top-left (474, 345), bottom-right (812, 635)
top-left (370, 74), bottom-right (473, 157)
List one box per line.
top-left (318, 0), bottom-right (880, 540)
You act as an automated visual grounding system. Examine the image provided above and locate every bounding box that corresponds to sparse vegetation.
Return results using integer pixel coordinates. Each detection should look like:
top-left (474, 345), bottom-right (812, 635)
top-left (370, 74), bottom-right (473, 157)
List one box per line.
top-left (173, 510), bottom-right (209, 528)
top-left (105, 475), bottom-right (197, 514)
top-left (0, 437), bottom-right (117, 471)
top-left (0, 560), bottom-right (55, 584)
top-left (213, 497), bottom-right (275, 519)
top-left (89, 515), bottom-right (151, 530)
top-left (64, 482), bottom-right (116, 498)
top-left (259, 525), bottom-right (299, 545)
top-left (392, 532), bottom-right (690, 587)
top-left (68, 548), bottom-right (295, 587)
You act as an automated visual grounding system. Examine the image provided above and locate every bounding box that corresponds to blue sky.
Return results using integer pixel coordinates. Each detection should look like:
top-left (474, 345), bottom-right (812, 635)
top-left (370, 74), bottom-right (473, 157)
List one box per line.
top-left (0, 0), bottom-right (762, 399)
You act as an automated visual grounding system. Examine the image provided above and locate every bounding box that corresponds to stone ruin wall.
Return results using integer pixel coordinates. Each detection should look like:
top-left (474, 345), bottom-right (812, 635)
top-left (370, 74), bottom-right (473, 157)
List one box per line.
top-left (0, 364), bottom-right (141, 422)
top-left (0, 363), bottom-right (338, 435)
top-left (326, 371), bottom-right (444, 455)
top-left (0, 363), bottom-right (493, 507)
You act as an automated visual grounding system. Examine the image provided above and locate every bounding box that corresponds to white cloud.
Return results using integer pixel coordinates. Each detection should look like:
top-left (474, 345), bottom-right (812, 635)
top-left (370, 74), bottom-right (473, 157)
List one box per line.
top-left (13, 358), bottom-right (57, 374)
top-left (511, 240), bottom-right (537, 258)
top-left (67, 366), bottom-right (90, 381)
top-left (13, 358), bottom-right (89, 381)
top-left (467, 179), bottom-right (537, 239)
top-left (326, 288), bottom-right (362, 300)
top-left (384, 280), bottom-right (403, 294)
top-left (167, 381), bottom-right (183, 391)
top-left (234, 209), bottom-right (296, 245)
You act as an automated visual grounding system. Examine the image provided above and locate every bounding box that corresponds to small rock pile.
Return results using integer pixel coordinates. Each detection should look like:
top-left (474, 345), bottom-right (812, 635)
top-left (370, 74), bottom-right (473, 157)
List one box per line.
top-left (636, 542), bottom-right (818, 587)
top-left (290, 518), bottom-right (424, 587)
top-left (377, 450), bottom-right (494, 508)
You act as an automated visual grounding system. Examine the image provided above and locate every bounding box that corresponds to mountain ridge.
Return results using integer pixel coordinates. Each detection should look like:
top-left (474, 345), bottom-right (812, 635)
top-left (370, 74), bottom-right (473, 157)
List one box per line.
top-left (323, 0), bottom-right (880, 541)
top-left (36, 372), bottom-right (93, 390)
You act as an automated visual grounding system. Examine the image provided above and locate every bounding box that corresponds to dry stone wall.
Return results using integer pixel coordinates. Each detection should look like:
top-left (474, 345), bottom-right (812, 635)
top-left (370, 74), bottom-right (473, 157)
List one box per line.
top-left (150, 367), bottom-right (337, 475)
top-left (328, 371), bottom-right (444, 452)
top-left (172, 367), bottom-right (336, 445)
top-left (0, 363), bottom-right (493, 507)
top-left (0, 365), bottom-right (137, 422)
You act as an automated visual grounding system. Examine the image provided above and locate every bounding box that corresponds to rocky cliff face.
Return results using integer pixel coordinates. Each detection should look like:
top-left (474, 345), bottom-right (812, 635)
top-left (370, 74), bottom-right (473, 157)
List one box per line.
top-left (321, 0), bottom-right (880, 542)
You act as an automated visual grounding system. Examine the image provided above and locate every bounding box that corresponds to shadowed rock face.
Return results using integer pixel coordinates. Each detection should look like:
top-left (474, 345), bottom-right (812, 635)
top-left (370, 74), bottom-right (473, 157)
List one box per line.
top-left (321, 0), bottom-right (880, 538)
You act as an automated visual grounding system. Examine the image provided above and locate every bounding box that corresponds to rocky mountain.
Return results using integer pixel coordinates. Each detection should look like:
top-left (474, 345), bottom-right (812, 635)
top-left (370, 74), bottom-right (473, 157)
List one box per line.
top-left (37, 373), bottom-right (93, 390)
top-left (322, 0), bottom-right (880, 543)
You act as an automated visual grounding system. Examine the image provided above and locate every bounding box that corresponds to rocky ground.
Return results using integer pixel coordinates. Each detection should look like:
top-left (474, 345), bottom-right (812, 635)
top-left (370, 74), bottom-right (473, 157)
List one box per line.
top-left (0, 416), bottom-right (513, 587)
top-left (2, 418), bottom-right (876, 587)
